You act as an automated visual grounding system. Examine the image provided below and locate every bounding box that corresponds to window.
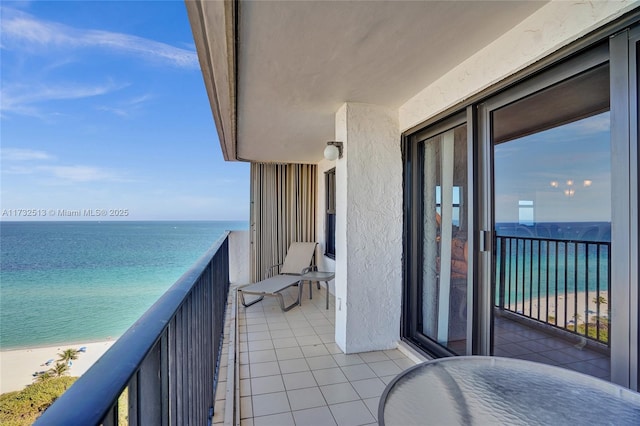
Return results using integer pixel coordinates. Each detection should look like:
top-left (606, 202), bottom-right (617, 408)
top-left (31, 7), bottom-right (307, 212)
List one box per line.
top-left (325, 168), bottom-right (336, 259)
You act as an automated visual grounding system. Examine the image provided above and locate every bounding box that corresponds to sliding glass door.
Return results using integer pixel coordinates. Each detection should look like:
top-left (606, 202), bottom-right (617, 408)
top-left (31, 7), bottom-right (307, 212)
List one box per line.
top-left (422, 123), bottom-right (469, 354)
top-left (404, 113), bottom-right (472, 356)
top-left (487, 63), bottom-right (612, 380)
top-left (403, 23), bottom-right (639, 389)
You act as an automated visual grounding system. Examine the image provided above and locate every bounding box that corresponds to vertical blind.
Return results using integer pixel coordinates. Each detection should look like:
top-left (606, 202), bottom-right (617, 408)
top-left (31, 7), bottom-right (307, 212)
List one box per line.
top-left (250, 163), bottom-right (317, 282)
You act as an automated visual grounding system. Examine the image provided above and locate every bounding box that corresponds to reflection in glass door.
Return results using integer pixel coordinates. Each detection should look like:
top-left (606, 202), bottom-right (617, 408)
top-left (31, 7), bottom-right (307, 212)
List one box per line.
top-left (420, 124), bottom-right (469, 354)
top-left (490, 65), bottom-right (612, 380)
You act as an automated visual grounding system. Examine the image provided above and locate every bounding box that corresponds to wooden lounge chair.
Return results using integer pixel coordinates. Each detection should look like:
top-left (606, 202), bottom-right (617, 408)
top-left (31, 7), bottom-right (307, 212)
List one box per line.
top-left (239, 242), bottom-right (317, 311)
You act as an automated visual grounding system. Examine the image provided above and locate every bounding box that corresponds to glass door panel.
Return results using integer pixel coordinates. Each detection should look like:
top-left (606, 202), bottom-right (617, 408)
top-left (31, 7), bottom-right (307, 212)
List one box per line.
top-left (420, 124), bottom-right (469, 354)
top-left (491, 65), bottom-right (612, 380)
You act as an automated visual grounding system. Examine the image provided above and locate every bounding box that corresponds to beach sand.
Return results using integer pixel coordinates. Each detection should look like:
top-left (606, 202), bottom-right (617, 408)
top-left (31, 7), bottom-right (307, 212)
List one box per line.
top-left (0, 340), bottom-right (116, 394)
top-left (504, 290), bottom-right (609, 327)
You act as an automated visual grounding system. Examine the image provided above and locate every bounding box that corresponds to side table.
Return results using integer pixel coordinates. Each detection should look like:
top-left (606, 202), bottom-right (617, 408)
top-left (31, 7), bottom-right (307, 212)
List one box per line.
top-left (300, 271), bottom-right (335, 309)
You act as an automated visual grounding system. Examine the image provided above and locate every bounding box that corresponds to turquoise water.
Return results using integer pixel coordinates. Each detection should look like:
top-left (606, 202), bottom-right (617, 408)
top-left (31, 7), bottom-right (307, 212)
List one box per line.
top-left (494, 222), bottom-right (611, 306)
top-left (0, 221), bottom-right (247, 350)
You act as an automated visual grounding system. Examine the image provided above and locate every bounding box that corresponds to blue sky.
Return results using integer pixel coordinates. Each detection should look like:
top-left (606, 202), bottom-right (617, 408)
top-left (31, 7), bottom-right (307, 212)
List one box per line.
top-left (1, 1), bottom-right (249, 221)
top-left (494, 112), bottom-right (611, 223)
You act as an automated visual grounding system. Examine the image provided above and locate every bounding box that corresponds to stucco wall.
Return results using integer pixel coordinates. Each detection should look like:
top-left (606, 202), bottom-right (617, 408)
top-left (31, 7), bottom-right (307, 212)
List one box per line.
top-left (229, 230), bottom-right (250, 284)
top-left (399, 0), bottom-right (637, 131)
top-left (334, 103), bottom-right (403, 353)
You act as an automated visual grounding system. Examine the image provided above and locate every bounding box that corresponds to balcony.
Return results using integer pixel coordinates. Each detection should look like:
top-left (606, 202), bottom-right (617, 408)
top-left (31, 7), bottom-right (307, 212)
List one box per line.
top-left (226, 285), bottom-right (418, 425)
top-left (34, 231), bottom-right (614, 425)
top-left (493, 233), bottom-right (610, 380)
top-left (33, 232), bottom-right (420, 425)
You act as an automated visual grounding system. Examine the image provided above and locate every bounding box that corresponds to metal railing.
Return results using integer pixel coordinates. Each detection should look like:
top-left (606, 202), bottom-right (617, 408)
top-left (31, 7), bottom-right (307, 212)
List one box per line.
top-left (495, 235), bottom-right (611, 345)
top-left (35, 233), bottom-right (231, 425)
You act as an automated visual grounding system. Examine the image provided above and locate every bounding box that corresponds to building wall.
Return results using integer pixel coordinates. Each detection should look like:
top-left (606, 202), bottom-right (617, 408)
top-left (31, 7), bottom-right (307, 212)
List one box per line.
top-left (334, 103), bottom-right (403, 353)
top-left (399, 0), bottom-right (636, 131)
top-left (324, 0), bottom-right (637, 354)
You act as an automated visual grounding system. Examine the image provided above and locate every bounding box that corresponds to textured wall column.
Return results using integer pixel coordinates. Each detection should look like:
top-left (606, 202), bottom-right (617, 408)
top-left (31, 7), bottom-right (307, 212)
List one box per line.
top-left (334, 103), bottom-right (402, 353)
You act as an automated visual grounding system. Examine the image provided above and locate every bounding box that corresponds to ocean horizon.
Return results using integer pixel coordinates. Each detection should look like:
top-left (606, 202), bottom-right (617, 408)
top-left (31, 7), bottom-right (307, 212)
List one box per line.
top-left (0, 220), bottom-right (248, 350)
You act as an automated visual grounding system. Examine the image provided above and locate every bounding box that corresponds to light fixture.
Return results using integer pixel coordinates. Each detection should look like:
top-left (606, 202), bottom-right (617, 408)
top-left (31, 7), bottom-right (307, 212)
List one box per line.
top-left (324, 141), bottom-right (343, 161)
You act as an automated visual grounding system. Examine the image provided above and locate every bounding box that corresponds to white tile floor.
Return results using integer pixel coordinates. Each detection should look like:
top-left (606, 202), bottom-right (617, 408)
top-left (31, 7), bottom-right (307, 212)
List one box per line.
top-left (231, 284), bottom-right (417, 426)
top-left (213, 281), bottom-right (609, 425)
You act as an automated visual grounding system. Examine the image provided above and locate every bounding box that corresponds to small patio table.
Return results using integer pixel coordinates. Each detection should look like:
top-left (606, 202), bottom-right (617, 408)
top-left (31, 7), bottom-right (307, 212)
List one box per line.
top-left (379, 356), bottom-right (640, 426)
top-left (300, 271), bottom-right (335, 309)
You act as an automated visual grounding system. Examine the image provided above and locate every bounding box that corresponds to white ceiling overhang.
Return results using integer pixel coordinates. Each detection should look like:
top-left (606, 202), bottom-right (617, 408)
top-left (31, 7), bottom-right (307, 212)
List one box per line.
top-left (187, 0), bottom-right (548, 164)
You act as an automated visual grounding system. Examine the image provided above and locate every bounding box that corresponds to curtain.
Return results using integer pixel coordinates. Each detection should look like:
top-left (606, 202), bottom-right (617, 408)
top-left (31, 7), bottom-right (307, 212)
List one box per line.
top-left (250, 163), bottom-right (317, 282)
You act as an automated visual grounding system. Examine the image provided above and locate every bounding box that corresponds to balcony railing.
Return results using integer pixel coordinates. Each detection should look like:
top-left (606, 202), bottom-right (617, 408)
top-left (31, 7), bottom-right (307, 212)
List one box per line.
top-left (34, 233), bottom-right (231, 425)
top-left (495, 235), bottom-right (611, 345)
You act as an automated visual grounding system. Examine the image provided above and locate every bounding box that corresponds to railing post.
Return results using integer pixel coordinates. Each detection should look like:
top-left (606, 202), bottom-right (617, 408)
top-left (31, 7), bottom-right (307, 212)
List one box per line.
top-left (498, 237), bottom-right (506, 311)
top-left (128, 374), bottom-right (138, 426)
top-left (138, 341), bottom-right (163, 425)
top-left (168, 319), bottom-right (177, 425)
top-left (161, 332), bottom-right (169, 426)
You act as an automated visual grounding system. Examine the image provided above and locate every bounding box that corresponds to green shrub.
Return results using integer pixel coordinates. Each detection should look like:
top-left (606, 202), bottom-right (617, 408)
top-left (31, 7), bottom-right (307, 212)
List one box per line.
top-left (566, 322), bottom-right (609, 344)
top-left (0, 376), bottom-right (77, 425)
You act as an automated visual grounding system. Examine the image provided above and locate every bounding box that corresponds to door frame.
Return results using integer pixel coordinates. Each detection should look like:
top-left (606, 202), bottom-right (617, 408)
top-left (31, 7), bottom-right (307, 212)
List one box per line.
top-left (609, 26), bottom-right (640, 389)
top-left (402, 111), bottom-right (471, 358)
top-left (476, 39), bottom-right (638, 385)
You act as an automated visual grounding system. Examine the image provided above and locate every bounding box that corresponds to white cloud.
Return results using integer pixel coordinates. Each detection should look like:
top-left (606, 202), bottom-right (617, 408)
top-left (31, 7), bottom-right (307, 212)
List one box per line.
top-left (1, 147), bottom-right (130, 183)
top-left (95, 106), bottom-right (129, 118)
top-left (1, 7), bottom-right (199, 69)
top-left (1, 81), bottom-right (127, 117)
top-left (39, 165), bottom-right (130, 183)
top-left (574, 112), bottom-right (610, 134)
top-left (0, 148), bottom-right (55, 161)
top-left (96, 93), bottom-right (154, 118)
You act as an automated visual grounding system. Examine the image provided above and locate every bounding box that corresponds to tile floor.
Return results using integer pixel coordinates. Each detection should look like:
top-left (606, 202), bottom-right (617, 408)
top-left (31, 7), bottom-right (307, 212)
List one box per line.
top-left (235, 285), bottom-right (416, 426)
top-left (213, 287), bottom-right (610, 426)
top-left (213, 282), bottom-right (611, 425)
top-left (493, 315), bottom-right (610, 380)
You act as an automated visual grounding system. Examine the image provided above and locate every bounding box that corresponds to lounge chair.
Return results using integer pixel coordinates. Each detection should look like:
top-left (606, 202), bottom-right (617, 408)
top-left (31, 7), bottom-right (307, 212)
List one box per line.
top-left (239, 242), bottom-right (317, 311)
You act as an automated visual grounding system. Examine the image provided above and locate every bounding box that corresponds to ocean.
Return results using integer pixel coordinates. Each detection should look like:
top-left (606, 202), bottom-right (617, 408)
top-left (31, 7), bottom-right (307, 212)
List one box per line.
top-left (0, 221), bottom-right (248, 350)
top-left (494, 221), bottom-right (611, 306)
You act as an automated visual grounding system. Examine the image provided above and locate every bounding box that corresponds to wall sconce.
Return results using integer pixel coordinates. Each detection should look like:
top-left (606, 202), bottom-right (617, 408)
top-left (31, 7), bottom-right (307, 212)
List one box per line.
top-left (324, 141), bottom-right (343, 161)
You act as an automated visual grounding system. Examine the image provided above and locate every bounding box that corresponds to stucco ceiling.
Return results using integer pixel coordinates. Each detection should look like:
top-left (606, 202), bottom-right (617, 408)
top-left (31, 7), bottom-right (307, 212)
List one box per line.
top-left (233, 1), bottom-right (548, 163)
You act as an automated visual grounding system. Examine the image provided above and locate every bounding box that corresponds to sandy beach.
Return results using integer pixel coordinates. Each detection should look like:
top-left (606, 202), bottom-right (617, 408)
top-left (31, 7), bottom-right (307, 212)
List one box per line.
top-left (505, 290), bottom-right (609, 327)
top-left (0, 340), bottom-right (116, 394)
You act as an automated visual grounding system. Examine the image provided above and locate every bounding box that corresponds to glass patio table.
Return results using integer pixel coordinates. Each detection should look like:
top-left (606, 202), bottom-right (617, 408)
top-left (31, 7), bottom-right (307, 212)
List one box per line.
top-left (379, 356), bottom-right (640, 425)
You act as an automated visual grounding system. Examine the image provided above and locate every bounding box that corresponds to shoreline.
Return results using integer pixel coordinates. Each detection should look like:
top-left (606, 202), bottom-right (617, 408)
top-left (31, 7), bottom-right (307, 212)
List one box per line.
top-left (0, 340), bottom-right (116, 394)
top-left (504, 290), bottom-right (609, 327)
top-left (0, 336), bottom-right (118, 353)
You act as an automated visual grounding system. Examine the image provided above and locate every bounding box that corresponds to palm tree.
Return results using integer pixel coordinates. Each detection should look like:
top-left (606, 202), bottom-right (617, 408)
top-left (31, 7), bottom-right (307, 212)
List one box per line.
top-left (49, 362), bottom-right (70, 377)
top-left (34, 371), bottom-right (53, 382)
top-left (58, 348), bottom-right (79, 364)
top-left (592, 295), bottom-right (608, 305)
